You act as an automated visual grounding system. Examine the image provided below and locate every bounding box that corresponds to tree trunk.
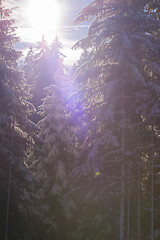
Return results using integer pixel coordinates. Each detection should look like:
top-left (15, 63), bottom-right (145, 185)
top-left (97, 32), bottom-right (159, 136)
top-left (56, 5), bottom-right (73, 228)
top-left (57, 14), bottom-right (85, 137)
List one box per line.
top-left (120, 159), bottom-right (125, 240)
top-left (5, 158), bottom-right (12, 240)
top-left (127, 169), bottom-right (130, 240)
top-left (5, 119), bottom-right (14, 240)
top-left (151, 128), bottom-right (154, 240)
top-left (120, 90), bottom-right (125, 240)
top-left (137, 149), bottom-right (141, 240)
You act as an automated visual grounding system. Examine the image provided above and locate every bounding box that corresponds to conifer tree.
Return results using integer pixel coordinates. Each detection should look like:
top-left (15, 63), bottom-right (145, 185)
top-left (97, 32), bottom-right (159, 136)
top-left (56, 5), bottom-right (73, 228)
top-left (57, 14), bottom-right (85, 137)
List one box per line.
top-left (71, 0), bottom-right (160, 239)
top-left (23, 36), bottom-right (66, 123)
top-left (27, 43), bottom-right (76, 240)
top-left (0, 1), bottom-right (37, 239)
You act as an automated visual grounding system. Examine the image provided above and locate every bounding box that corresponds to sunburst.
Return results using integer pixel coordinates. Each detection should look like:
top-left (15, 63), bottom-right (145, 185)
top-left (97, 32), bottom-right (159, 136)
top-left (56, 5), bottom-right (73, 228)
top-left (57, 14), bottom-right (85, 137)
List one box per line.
top-left (26, 0), bottom-right (61, 40)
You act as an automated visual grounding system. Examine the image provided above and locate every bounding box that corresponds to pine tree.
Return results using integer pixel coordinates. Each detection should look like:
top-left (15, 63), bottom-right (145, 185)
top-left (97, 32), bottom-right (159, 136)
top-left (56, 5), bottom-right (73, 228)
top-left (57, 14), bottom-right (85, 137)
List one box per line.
top-left (27, 48), bottom-right (76, 239)
top-left (71, 0), bottom-right (160, 239)
top-left (23, 36), bottom-right (66, 123)
top-left (0, 1), bottom-right (37, 239)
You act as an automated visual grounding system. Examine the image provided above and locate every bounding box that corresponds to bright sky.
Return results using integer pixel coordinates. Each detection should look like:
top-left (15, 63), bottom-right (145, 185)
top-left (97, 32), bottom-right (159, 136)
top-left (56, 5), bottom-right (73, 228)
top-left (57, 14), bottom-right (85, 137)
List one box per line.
top-left (7, 0), bottom-right (92, 67)
top-left (26, 0), bottom-right (61, 38)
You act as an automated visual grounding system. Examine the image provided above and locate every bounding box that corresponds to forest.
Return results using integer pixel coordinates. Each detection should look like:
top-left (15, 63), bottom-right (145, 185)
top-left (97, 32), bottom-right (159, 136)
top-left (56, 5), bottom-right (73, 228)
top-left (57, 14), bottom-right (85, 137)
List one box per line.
top-left (0, 0), bottom-right (160, 240)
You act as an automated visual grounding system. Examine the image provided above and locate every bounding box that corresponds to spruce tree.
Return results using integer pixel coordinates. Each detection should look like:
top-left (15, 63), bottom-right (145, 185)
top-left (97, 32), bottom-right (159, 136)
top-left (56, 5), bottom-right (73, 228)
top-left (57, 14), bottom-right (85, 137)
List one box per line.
top-left (71, 0), bottom-right (160, 239)
top-left (23, 36), bottom-right (66, 123)
top-left (0, 1), bottom-right (37, 239)
top-left (28, 45), bottom-right (76, 240)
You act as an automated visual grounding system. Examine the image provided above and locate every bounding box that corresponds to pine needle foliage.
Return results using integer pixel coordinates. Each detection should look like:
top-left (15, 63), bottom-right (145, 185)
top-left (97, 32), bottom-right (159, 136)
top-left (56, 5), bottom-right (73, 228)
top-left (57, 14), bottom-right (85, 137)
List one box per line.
top-left (71, 0), bottom-right (160, 239)
top-left (0, 2), bottom-right (37, 239)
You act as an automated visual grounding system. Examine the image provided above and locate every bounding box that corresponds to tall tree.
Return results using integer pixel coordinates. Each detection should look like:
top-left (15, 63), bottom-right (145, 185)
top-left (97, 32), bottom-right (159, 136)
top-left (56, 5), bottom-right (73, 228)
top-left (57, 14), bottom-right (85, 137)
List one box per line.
top-left (27, 48), bottom-right (76, 239)
top-left (0, 1), bottom-right (37, 239)
top-left (71, 0), bottom-right (160, 239)
top-left (23, 36), bottom-right (66, 123)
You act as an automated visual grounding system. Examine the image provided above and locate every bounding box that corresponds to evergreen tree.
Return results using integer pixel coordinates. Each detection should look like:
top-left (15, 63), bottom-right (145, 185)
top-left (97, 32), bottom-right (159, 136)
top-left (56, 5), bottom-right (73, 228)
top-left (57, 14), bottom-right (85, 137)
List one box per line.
top-left (23, 36), bottom-right (66, 123)
top-left (0, 1), bottom-right (37, 239)
top-left (27, 50), bottom-right (76, 240)
top-left (71, 0), bottom-right (160, 239)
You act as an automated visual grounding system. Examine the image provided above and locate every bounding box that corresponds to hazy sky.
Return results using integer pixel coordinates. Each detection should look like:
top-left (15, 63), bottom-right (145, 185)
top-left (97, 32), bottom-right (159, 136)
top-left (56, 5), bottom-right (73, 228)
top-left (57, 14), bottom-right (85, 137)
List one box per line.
top-left (7, 0), bottom-right (92, 66)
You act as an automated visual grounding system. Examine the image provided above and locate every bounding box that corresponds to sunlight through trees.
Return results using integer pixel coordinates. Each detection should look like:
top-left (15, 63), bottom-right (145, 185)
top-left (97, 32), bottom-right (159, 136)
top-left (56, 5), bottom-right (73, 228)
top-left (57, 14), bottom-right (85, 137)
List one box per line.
top-left (0, 0), bottom-right (160, 240)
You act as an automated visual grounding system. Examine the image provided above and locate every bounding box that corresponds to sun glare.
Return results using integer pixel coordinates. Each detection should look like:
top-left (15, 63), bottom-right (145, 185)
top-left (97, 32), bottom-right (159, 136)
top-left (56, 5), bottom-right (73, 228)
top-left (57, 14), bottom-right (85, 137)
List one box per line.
top-left (27, 0), bottom-right (61, 41)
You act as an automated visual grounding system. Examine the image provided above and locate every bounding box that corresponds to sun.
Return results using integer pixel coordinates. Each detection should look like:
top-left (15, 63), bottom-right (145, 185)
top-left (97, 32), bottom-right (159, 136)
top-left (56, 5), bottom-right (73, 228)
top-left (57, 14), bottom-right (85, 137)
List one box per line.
top-left (27, 0), bottom-right (61, 40)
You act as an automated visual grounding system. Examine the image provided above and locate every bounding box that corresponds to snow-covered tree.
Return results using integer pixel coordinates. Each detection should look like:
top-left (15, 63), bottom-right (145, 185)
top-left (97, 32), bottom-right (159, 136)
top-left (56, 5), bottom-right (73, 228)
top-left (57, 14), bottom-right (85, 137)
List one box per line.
top-left (0, 1), bottom-right (37, 239)
top-left (23, 36), bottom-right (66, 123)
top-left (70, 0), bottom-right (160, 239)
top-left (28, 57), bottom-right (76, 239)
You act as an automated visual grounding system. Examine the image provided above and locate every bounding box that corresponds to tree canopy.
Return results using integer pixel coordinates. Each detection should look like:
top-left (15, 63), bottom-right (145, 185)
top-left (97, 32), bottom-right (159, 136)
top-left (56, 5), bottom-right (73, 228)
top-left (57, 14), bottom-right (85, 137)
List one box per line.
top-left (0, 0), bottom-right (160, 240)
